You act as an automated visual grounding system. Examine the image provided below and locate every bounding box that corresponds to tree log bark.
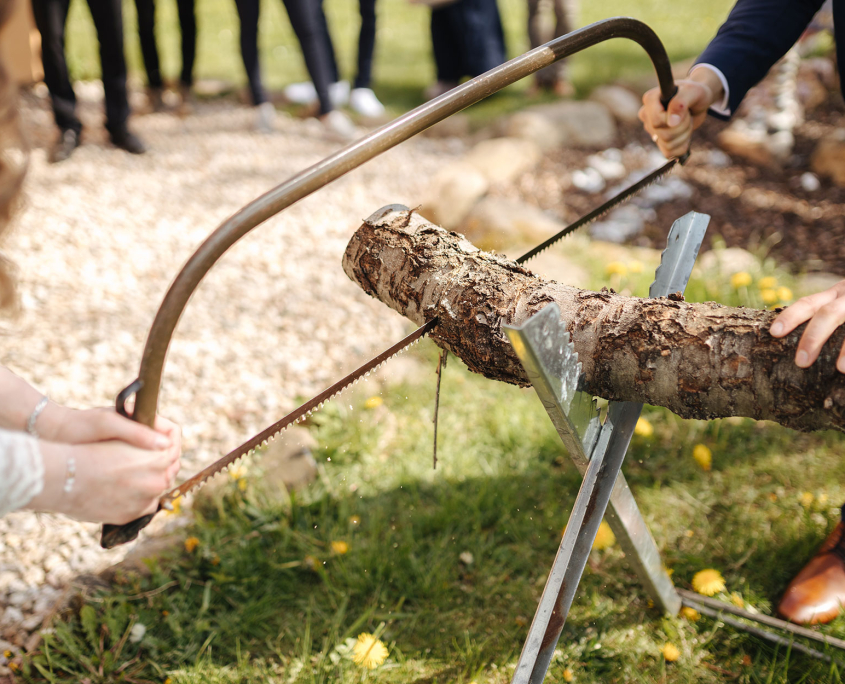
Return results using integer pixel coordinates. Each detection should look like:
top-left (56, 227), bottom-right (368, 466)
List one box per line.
top-left (342, 206), bottom-right (845, 433)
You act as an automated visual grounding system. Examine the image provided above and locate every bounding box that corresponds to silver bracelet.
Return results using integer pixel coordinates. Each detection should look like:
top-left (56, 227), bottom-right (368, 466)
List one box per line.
top-left (64, 456), bottom-right (76, 494)
top-left (26, 395), bottom-right (49, 437)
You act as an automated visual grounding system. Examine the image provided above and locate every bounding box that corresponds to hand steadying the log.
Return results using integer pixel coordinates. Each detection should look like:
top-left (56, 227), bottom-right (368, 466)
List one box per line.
top-left (639, 0), bottom-right (845, 625)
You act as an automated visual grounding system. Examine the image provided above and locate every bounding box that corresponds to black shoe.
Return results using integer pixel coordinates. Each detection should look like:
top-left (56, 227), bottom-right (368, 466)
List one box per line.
top-left (48, 128), bottom-right (80, 164)
top-left (109, 128), bottom-right (147, 155)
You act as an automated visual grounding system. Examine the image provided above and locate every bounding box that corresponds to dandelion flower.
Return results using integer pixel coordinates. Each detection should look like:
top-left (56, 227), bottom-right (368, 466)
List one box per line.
top-left (184, 536), bottom-right (200, 553)
top-left (605, 261), bottom-right (628, 277)
top-left (819, 493), bottom-right (829, 506)
top-left (8, 663), bottom-right (18, 672)
top-left (238, 478), bottom-right (248, 491)
top-left (731, 592), bottom-right (744, 608)
top-left (628, 260), bottom-right (644, 274)
top-left (352, 633), bottom-right (389, 669)
top-left (767, 492), bottom-right (778, 502)
top-left (210, 553), bottom-right (221, 566)
top-left (164, 679), bottom-right (173, 684)
top-left (662, 643), bottom-right (680, 662)
top-left (167, 495), bottom-right (182, 516)
top-left (304, 555), bottom-right (320, 571)
top-left (364, 396), bottom-right (383, 409)
top-left (731, 271), bottom-right (752, 289)
top-left (515, 615), bottom-right (528, 627)
top-left (692, 444), bottom-right (712, 471)
top-left (331, 540), bottom-right (349, 555)
top-left (800, 491), bottom-right (815, 508)
top-left (758, 276), bottom-right (778, 290)
top-left (563, 667), bottom-right (575, 681)
top-left (634, 417), bottom-right (654, 437)
top-left (680, 606), bottom-right (700, 621)
top-left (349, 515), bottom-right (361, 526)
top-left (692, 568), bottom-right (726, 596)
top-left (760, 288), bottom-right (778, 304)
top-left (229, 464), bottom-right (248, 481)
top-left (592, 521), bottom-right (616, 550)
top-left (777, 286), bottom-right (793, 302)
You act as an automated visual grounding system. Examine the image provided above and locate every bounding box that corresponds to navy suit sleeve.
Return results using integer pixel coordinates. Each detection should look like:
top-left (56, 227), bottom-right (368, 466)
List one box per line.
top-left (696, 0), bottom-right (826, 117)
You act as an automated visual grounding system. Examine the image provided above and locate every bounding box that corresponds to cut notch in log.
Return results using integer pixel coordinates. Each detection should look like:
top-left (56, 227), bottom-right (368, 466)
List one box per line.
top-left (342, 205), bottom-right (845, 433)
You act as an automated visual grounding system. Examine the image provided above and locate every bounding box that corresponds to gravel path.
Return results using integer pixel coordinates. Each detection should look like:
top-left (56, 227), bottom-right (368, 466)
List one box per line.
top-left (0, 88), bottom-right (463, 645)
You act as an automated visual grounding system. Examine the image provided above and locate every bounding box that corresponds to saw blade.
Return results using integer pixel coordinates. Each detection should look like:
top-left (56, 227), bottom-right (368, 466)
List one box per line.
top-left (516, 158), bottom-right (678, 264)
top-left (161, 320), bottom-right (435, 505)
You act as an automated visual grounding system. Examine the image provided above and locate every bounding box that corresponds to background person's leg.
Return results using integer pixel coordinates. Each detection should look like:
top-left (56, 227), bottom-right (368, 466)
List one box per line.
top-left (233, 0), bottom-right (267, 105)
top-left (30, 0), bottom-right (81, 135)
top-left (134, 0), bottom-right (164, 90)
top-left (177, 0), bottom-right (197, 88)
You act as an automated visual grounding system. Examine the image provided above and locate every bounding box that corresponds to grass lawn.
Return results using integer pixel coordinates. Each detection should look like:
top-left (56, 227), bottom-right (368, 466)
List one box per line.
top-left (63, 0), bottom-right (736, 121)
top-left (17, 238), bottom-right (845, 683)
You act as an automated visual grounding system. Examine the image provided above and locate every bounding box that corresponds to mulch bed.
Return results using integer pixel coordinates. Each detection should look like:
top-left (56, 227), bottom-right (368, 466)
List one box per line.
top-left (516, 72), bottom-right (845, 276)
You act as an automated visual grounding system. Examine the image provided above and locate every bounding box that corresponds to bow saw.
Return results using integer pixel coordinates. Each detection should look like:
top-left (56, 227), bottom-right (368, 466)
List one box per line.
top-left (102, 16), bottom-right (687, 549)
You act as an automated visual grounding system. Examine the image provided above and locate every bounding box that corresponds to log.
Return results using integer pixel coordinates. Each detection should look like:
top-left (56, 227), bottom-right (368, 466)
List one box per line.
top-left (342, 206), bottom-right (845, 433)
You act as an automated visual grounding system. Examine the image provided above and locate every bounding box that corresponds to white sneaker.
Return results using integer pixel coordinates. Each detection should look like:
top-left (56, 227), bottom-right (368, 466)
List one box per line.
top-left (349, 87), bottom-right (385, 118)
top-left (255, 102), bottom-right (276, 133)
top-left (329, 81), bottom-right (350, 107)
top-left (320, 110), bottom-right (357, 142)
top-left (284, 80), bottom-right (350, 108)
top-left (284, 80), bottom-right (317, 104)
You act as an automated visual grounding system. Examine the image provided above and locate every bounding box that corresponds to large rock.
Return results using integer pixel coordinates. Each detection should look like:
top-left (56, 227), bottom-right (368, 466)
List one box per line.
top-left (420, 161), bottom-right (489, 229)
top-left (523, 100), bottom-right (617, 149)
top-left (502, 110), bottom-right (564, 152)
top-left (589, 85), bottom-right (642, 123)
top-left (811, 131), bottom-right (845, 187)
top-left (463, 137), bottom-right (542, 185)
top-left (460, 196), bottom-right (567, 252)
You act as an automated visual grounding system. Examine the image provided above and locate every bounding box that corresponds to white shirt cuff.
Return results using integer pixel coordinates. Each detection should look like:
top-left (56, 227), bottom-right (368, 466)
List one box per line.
top-left (690, 64), bottom-right (731, 117)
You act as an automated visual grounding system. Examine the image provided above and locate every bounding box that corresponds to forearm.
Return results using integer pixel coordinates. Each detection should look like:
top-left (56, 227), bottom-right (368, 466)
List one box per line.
top-left (687, 65), bottom-right (726, 113)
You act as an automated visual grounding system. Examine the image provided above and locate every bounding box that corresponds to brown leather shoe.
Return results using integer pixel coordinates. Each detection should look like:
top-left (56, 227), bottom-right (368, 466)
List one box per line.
top-left (778, 521), bottom-right (845, 624)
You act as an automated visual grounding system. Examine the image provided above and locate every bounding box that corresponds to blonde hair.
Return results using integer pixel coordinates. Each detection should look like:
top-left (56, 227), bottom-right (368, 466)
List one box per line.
top-left (0, 0), bottom-right (26, 311)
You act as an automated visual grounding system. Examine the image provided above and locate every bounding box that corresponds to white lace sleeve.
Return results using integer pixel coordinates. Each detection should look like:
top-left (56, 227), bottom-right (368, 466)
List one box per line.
top-left (0, 428), bottom-right (44, 517)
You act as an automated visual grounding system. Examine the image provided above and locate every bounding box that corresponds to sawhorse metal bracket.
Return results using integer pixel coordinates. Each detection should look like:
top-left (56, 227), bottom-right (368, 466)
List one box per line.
top-left (504, 211), bottom-right (709, 683)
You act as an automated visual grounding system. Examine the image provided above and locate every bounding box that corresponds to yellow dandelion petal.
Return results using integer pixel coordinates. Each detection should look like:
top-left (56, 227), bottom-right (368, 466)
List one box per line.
top-left (628, 260), bottom-right (644, 274)
top-left (800, 491), bottom-right (815, 508)
top-left (731, 592), bottom-right (744, 608)
top-left (665, 567), bottom-right (674, 577)
top-left (777, 286), bottom-right (793, 302)
top-left (767, 492), bottom-right (778, 502)
top-left (563, 667), bottom-right (575, 682)
top-left (758, 276), bottom-right (778, 290)
top-left (692, 568), bottom-right (726, 596)
top-left (167, 495), bottom-right (183, 516)
top-left (684, 529), bottom-right (694, 538)
top-left (164, 679), bottom-right (173, 684)
top-left (634, 417), bottom-right (654, 437)
top-left (352, 633), bottom-right (389, 670)
top-left (605, 261), bottom-right (628, 277)
top-left (680, 606), bottom-right (700, 621)
top-left (3, 650), bottom-right (11, 659)
top-left (331, 540), bottom-right (349, 555)
top-left (184, 536), bottom-right (200, 553)
top-left (210, 553), bottom-right (221, 566)
top-left (819, 493), bottom-right (829, 506)
top-left (760, 288), bottom-right (778, 304)
top-left (662, 643), bottom-right (680, 662)
top-left (692, 444), bottom-right (712, 471)
top-left (730, 271), bottom-right (753, 289)
top-left (592, 520), bottom-right (616, 550)
top-left (364, 396), bottom-right (383, 409)
top-left (229, 464), bottom-right (247, 481)
top-left (8, 662), bottom-right (18, 672)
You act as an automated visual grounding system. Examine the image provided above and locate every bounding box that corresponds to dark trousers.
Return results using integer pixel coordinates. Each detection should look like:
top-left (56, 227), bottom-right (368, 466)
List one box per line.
top-left (317, 0), bottom-right (377, 89)
top-left (135, 0), bottom-right (197, 88)
top-left (526, 0), bottom-right (570, 87)
top-left (234, 0), bottom-right (335, 114)
top-left (431, 0), bottom-right (505, 82)
top-left (31, 0), bottom-right (130, 134)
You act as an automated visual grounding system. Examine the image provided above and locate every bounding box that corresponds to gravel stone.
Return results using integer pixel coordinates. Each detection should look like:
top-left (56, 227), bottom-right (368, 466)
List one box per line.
top-left (2, 88), bottom-right (462, 638)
